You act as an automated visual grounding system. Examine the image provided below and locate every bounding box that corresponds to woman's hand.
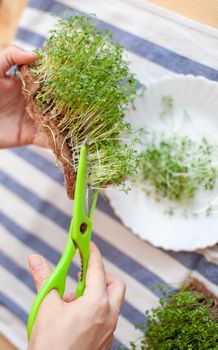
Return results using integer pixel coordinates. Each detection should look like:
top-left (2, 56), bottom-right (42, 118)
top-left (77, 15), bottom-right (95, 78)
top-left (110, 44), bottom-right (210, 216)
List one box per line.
top-left (28, 243), bottom-right (125, 350)
top-left (0, 46), bottom-right (47, 148)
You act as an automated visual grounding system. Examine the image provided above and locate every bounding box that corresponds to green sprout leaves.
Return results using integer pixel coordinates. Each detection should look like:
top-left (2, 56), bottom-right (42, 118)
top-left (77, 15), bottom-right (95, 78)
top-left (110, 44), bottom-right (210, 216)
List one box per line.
top-left (137, 133), bottom-right (218, 202)
top-left (129, 290), bottom-right (218, 350)
top-left (29, 15), bottom-right (140, 190)
top-left (159, 95), bottom-right (173, 120)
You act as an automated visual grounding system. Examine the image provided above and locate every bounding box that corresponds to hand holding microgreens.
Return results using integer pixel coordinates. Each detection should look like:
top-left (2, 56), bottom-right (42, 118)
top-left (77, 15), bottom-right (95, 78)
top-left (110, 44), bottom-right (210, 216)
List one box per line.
top-left (20, 15), bottom-right (141, 198)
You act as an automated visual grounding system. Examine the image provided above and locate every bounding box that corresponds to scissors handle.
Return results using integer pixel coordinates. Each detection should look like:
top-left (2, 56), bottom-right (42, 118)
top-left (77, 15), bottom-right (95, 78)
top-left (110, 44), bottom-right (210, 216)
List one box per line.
top-left (27, 145), bottom-right (99, 341)
top-left (27, 238), bottom-right (76, 340)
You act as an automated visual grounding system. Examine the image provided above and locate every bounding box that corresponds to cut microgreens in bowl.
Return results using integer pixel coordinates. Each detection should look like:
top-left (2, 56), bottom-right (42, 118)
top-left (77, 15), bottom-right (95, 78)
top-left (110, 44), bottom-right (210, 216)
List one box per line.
top-left (136, 132), bottom-right (218, 214)
top-left (159, 95), bottom-right (173, 119)
top-left (20, 15), bottom-right (141, 198)
top-left (160, 95), bottom-right (191, 122)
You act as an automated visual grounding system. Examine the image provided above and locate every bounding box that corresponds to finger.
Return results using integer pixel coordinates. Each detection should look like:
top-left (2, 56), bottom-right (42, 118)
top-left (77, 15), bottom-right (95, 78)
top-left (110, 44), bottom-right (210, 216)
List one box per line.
top-left (105, 335), bottom-right (115, 350)
top-left (28, 255), bottom-right (52, 292)
top-left (106, 273), bottom-right (126, 316)
top-left (0, 46), bottom-right (37, 77)
top-left (84, 242), bottom-right (107, 297)
top-left (63, 292), bottom-right (76, 303)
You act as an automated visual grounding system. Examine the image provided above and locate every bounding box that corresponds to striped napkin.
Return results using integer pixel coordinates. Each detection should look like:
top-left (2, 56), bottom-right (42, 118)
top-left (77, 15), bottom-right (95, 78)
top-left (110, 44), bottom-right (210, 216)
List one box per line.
top-left (1, 1), bottom-right (218, 349)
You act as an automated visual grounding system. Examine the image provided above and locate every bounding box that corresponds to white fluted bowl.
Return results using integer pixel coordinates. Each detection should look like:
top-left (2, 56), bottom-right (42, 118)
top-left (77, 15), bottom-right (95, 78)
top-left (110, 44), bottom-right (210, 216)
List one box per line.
top-left (106, 75), bottom-right (218, 251)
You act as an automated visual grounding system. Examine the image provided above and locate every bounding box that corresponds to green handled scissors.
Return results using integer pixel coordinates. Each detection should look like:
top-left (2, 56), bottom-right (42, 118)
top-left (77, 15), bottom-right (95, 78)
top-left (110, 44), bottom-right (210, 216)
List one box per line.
top-left (27, 139), bottom-right (98, 340)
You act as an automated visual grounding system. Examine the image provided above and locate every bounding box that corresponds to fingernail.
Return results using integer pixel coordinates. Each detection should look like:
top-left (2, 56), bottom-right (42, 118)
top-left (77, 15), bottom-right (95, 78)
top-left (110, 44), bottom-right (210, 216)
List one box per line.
top-left (26, 51), bottom-right (38, 57)
top-left (29, 255), bottom-right (43, 271)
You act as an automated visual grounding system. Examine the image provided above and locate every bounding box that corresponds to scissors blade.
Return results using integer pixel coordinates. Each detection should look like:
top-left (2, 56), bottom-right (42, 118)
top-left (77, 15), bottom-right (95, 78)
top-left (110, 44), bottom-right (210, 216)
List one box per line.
top-left (84, 137), bottom-right (98, 219)
top-left (84, 137), bottom-right (91, 216)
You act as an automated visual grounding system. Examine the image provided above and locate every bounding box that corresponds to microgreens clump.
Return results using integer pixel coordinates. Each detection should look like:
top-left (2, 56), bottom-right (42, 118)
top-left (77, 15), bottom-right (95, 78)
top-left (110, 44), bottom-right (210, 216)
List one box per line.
top-left (137, 133), bottom-right (218, 201)
top-left (29, 15), bottom-right (140, 189)
top-left (127, 289), bottom-right (218, 350)
top-left (160, 95), bottom-right (173, 119)
top-left (162, 95), bottom-right (173, 109)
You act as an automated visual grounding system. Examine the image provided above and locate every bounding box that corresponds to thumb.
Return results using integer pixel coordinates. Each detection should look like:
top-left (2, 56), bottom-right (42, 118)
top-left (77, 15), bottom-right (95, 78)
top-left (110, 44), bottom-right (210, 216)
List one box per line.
top-left (28, 255), bottom-right (52, 292)
top-left (0, 46), bottom-right (37, 77)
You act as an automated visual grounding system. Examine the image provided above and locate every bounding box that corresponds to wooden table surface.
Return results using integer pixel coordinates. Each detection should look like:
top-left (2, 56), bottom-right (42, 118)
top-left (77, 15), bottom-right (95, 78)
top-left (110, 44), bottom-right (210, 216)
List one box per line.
top-left (0, 0), bottom-right (27, 50)
top-left (0, 0), bottom-right (217, 349)
top-left (149, 0), bottom-right (218, 28)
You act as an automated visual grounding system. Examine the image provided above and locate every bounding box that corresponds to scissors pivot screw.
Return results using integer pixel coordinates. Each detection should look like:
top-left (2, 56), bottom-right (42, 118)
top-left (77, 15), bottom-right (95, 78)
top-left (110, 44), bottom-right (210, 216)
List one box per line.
top-left (80, 222), bottom-right (88, 234)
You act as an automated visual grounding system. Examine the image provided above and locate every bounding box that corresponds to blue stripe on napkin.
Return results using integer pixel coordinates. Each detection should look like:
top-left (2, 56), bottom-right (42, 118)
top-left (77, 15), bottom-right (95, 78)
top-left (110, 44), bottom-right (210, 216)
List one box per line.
top-left (0, 251), bottom-right (35, 292)
top-left (0, 170), bottom-right (70, 229)
top-left (0, 211), bottom-right (78, 277)
top-left (17, 28), bottom-right (44, 47)
top-left (0, 291), bottom-right (28, 323)
top-left (168, 250), bottom-right (218, 286)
